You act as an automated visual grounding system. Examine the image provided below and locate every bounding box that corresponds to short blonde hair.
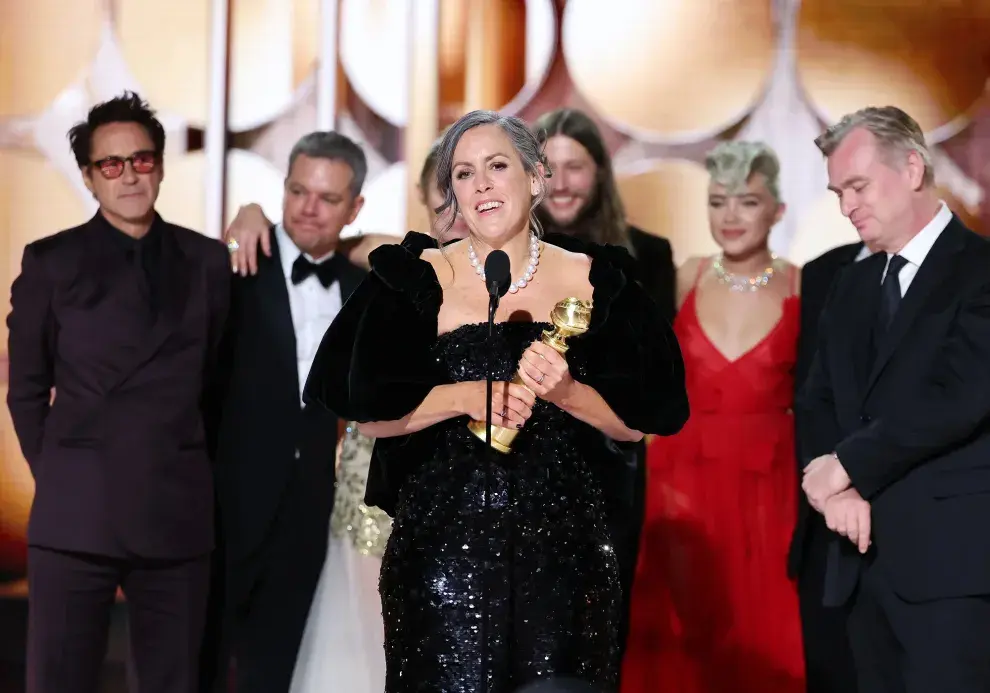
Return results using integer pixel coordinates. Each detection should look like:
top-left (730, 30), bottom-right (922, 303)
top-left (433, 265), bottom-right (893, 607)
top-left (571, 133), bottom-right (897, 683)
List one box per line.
top-left (815, 106), bottom-right (934, 186)
top-left (705, 140), bottom-right (781, 202)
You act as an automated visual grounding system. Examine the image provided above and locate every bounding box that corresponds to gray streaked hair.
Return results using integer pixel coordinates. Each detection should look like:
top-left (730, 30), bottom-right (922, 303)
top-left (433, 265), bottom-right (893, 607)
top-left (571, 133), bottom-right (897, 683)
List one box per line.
top-left (434, 110), bottom-right (551, 244)
top-left (705, 140), bottom-right (782, 202)
top-left (287, 131), bottom-right (368, 197)
top-left (814, 106), bottom-right (934, 187)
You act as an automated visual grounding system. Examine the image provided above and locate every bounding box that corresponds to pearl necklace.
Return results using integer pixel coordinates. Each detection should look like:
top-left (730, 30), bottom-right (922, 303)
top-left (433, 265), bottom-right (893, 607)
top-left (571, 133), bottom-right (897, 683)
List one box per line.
top-left (469, 232), bottom-right (541, 294)
top-left (713, 253), bottom-right (777, 292)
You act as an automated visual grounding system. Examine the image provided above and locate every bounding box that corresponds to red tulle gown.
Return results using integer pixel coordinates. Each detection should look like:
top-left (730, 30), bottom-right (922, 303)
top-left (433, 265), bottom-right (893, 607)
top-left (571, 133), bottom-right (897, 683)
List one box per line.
top-left (621, 272), bottom-right (805, 693)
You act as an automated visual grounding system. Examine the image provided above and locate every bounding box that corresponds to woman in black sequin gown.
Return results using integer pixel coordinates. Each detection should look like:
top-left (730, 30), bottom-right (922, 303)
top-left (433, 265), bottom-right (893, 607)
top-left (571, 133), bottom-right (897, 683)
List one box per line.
top-left (304, 111), bottom-right (689, 693)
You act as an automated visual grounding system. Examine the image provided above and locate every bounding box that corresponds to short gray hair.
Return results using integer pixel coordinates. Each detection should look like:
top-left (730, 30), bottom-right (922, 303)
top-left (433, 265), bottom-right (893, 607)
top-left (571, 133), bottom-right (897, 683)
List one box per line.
top-left (287, 131), bottom-right (368, 197)
top-left (705, 140), bottom-right (782, 202)
top-left (814, 106), bottom-right (934, 186)
top-left (433, 110), bottom-right (551, 242)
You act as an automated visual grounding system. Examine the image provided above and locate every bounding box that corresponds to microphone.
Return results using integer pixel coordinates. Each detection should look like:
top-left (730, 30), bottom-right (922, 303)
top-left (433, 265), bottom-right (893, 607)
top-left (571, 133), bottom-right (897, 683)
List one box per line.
top-left (485, 250), bottom-right (511, 301)
top-left (483, 250), bottom-right (511, 447)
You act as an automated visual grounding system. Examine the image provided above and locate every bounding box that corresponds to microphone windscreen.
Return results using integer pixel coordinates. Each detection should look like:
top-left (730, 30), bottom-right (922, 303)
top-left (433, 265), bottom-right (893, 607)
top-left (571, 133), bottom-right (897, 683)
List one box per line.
top-left (484, 250), bottom-right (512, 298)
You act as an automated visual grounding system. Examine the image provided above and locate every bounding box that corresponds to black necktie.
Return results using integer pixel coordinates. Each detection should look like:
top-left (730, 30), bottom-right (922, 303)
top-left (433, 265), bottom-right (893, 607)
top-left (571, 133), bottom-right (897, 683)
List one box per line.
top-left (877, 254), bottom-right (908, 332)
top-left (291, 254), bottom-right (339, 288)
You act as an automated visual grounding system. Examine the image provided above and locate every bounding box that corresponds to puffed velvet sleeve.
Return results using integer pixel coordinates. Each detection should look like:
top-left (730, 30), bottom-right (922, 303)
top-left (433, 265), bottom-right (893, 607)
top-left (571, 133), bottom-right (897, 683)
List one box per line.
top-left (570, 242), bottom-right (689, 436)
top-left (302, 232), bottom-right (447, 516)
top-left (303, 233), bottom-right (446, 422)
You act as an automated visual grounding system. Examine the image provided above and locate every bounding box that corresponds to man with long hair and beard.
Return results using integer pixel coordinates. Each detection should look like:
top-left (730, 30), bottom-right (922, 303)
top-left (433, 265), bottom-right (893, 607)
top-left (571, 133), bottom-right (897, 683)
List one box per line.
top-left (532, 108), bottom-right (675, 323)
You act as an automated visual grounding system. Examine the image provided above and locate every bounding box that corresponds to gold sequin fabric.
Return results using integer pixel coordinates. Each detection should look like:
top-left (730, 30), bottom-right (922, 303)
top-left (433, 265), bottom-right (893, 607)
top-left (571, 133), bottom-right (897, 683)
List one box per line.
top-left (330, 423), bottom-right (393, 558)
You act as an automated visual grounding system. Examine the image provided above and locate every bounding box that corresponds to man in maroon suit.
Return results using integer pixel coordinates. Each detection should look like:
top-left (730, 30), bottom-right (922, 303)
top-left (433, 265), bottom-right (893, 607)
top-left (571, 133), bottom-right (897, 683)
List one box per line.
top-left (6, 92), bottom-right (230, 693)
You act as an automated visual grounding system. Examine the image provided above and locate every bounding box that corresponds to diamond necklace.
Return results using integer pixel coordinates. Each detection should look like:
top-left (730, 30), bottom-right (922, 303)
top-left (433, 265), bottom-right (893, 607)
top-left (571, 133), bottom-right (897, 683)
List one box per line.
top-left (468, 231), bottom-right (541, 294)
top-left (713, 253), bottom-right (778, 292)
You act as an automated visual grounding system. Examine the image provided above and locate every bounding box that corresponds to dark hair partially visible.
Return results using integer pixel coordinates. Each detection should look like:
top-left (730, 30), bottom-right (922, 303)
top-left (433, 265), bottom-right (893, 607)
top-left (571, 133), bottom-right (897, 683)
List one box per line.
top-left (68, 91), bottom-right (166, 169)
top-left (434, 110), bottom-right (551, 245)
top-left (419, 134), bottom-right (445, 194)
top-left (532, 108), bottom-right (633, 253)
top-left (287, 131), bottom-right (368, 197)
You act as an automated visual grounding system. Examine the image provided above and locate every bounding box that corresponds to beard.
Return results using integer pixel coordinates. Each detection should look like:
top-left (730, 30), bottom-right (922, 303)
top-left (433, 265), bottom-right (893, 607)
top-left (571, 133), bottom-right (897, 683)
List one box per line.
top-left (536, 192), bottom-right (600, 241)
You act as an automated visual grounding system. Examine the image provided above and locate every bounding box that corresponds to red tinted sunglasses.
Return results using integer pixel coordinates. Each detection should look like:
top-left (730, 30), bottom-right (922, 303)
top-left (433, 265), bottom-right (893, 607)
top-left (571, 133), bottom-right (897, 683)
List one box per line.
top-left (91, 151), bottom-right (158, 179)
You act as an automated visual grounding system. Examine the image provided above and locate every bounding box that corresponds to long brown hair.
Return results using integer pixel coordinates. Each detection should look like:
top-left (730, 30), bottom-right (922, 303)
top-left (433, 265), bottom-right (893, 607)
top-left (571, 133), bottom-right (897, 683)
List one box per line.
top-left (532, 108), bottom-right (633, 254)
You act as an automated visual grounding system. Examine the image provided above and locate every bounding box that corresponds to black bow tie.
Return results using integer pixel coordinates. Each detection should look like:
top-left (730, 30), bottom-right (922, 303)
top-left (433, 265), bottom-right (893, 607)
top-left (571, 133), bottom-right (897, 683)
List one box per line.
top-left (291, 254), bottom-right (340, 288)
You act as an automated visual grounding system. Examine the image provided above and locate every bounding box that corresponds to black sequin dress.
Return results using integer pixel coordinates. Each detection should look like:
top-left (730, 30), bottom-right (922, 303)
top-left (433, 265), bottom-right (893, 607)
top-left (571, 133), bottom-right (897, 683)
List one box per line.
top-left (304, 232), bottom-right (689, 693)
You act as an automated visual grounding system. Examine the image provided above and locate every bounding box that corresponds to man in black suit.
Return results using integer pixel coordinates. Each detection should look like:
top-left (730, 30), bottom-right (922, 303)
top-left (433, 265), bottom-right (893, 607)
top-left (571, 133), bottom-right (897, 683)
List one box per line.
top-left (799, 105), bottom-right (990, 692)
top-left (206, 132), bottom-right (368, 693)
top-left (789, 241), bottom-right (864, 693)
top-left (6, 92), bottom-right (230, 693)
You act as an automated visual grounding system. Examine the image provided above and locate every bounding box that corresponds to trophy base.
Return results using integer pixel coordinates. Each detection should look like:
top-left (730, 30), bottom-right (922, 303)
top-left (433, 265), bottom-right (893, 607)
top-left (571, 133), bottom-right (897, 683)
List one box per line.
top-left (466, 418), bottom-right (516, 454)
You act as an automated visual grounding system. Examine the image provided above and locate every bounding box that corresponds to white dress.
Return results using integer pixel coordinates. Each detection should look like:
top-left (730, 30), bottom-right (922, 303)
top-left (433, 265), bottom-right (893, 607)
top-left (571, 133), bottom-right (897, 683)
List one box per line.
top-left (289, 423), bottom-right (392, 693)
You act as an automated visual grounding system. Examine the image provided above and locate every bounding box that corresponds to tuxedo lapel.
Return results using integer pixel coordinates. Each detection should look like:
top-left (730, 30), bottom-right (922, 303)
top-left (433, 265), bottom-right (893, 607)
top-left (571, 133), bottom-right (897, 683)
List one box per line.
top-left (258, 229), bottom-right (299, 396)
top-left (864, 219), bottom-right (967, 397)
top-left (104, 225), bottom-right (192, 392)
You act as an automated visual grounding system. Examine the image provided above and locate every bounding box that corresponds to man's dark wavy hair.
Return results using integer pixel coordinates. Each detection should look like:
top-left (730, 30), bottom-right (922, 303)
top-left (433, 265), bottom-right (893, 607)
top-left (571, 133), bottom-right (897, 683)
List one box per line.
top-left (68, 91), bottom-right (166, 169)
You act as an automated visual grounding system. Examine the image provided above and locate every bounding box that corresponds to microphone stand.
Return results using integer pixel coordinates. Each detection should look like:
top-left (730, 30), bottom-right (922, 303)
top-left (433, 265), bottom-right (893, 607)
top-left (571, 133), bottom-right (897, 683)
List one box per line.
top-left (478, 250), bottom-right (508, 690)
top-left (486, 283), bottom-right (500, 447)
top-left (481, 278), bottom-right (499, 690)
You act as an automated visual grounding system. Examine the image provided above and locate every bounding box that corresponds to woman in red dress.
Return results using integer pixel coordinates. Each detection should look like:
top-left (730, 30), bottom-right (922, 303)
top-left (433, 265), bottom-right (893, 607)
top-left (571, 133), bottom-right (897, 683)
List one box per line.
top-left (621, 141), bottom-right (805, 692)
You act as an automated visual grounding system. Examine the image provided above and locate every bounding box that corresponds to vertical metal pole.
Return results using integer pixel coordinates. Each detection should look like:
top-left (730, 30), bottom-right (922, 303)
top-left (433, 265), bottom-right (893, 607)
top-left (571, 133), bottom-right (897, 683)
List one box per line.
top-left (316, 0), bottom-right (340, 131)
top-left (405, 0), bottom-right (440, 233)
top-left (205, 0), bottom-right (231, 238)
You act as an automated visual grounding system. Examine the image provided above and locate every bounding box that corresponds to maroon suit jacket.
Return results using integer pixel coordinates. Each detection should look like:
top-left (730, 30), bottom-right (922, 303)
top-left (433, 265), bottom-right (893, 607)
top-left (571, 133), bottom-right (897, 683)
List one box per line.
top-left (6, 212), bottom-right (230, 560)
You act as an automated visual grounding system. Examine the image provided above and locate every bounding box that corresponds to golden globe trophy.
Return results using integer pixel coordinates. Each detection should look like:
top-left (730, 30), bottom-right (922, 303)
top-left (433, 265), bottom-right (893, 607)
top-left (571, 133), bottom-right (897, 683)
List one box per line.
top-left (467, 296), bottom-right (593, 453)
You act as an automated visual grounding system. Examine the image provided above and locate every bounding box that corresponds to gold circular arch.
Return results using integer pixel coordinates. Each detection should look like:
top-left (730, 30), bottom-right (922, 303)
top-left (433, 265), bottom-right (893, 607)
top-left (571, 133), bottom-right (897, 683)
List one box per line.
top-left (117, 0), bottom-right (319, 130)
top-left (797, 0), bottom-right (990, 138)
top-left (563, 0), bottom-right (775, 142)
top-left (0, 0), bottom-right (104, 117)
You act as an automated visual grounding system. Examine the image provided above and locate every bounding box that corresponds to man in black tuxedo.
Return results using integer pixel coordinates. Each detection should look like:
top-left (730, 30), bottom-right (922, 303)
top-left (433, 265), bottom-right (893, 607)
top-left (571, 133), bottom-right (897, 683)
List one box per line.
top-left (789, 241), bottom-right (864, 693)
top-left (206, 132), bottom-right (368, 692)
top-left (799, 105), bottom-right (990, 692)
top-left (6, 92), bottom-right (230, 693)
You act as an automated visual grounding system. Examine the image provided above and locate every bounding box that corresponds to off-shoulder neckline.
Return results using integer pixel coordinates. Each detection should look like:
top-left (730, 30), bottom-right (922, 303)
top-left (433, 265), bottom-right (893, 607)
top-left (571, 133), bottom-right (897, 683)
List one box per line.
top-left (436, 319), bottom-right (554, 342)
top-left (368, 231), bottom-right (629, 337)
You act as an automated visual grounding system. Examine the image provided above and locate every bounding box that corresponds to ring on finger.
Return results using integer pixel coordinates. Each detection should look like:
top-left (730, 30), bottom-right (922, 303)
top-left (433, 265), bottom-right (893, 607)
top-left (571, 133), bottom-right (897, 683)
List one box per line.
top-left (226, 239), bottom-right (240, 253)
top-left (536, 373), bottom-right (545, 384)
top-left (500, 406), bottom-right (508, 417)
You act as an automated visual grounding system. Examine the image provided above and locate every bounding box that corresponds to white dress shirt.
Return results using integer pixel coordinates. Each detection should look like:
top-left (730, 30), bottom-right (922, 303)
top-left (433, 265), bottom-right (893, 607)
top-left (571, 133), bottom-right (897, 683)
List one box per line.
top-left (274, 224), bottom-right (342, 405)
top-left (881, 201), bottom-right (952, 297)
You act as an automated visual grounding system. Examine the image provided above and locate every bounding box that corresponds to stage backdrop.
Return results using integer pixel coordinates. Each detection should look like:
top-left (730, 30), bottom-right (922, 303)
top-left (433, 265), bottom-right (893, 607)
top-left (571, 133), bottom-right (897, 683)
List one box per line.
top-left (1, 0), bottom-right (990, 592)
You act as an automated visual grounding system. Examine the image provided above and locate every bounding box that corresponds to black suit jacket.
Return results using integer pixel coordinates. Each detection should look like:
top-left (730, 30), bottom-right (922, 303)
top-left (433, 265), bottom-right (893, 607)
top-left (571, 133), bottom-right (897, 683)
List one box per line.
top-left (6, 212), bottom-right (230, 560)
top-left (627, 224), bottom-right (676, 325)
top-left (542, 226), bottom-right (675, 324)
top-left (787, 242), bottom-right (863, 577)
top-left (797, 216), bottom-right (990, 605)
top-left (213, 227), bottom-right (366, 560)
